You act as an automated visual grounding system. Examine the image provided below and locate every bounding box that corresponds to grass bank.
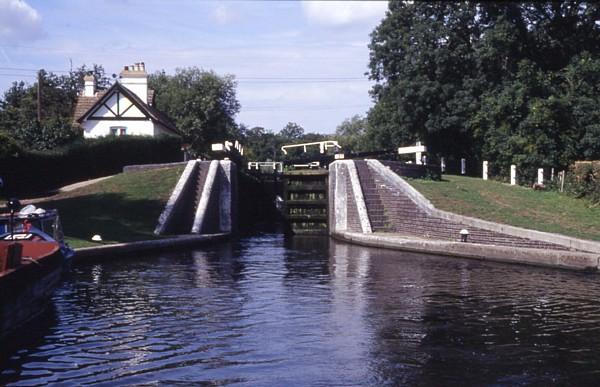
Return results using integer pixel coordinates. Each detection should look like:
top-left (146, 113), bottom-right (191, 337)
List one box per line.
top-left (407, 175), bottom-right (600, 241)
top-left (37, 166), bottom-right (185, 248)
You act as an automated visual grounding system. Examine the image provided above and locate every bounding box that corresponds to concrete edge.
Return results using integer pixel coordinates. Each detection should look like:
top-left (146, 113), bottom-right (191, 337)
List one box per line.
top-left (367, 159), bottom-right (436, 213)
top-left (74, 233), bottom-right (230, 261)
top-left (123, 161), bottom-right (188, 173)
top-left (333, 231), bottom-right (600, 273)
top-left (329, 163), bottom-right (346, 232)
top-left (192, 160), bottom-right (219, 234)
top-left (218, 161), bottom-right (233, 233)
top-left (368, 159), bottom-right (600, 254)
top-left (154, 160), bottom-right (198, 235)
top-left (344, 160), bottom-right (372, 233)
top-left (58, 176), bottom-right (115, 193)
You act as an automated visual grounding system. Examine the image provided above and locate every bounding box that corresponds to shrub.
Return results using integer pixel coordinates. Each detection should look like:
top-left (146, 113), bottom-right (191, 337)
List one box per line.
top-left (0, 135), bottom-right (182, 196)
top-left (0, 132), bottom-right (20, 159)
top-left (564, 161), bottom-right (600, 205)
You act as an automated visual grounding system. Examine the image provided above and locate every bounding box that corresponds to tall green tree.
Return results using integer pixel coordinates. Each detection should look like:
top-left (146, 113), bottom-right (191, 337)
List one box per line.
top-left (0, 64), bottom-right (110, 150)
top-left (242, 126), bottom-right (281, 161)
top-left (278, 122), bottom-right (305, 141)
top-left (149, 68), bottom-right (240, 155)
top-left (335, 115), bottom-right (371, 153)
top-left (367, 1), bottom-right (600, 180)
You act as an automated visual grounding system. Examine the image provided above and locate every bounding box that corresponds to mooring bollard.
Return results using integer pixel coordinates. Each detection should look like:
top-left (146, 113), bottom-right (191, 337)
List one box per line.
top-left (460, 229), bottom-right (469, 242)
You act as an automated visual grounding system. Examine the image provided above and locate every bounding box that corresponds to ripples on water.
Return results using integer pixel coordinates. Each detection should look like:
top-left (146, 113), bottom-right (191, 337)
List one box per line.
top-left (3, 233), bottom-right (600, 385)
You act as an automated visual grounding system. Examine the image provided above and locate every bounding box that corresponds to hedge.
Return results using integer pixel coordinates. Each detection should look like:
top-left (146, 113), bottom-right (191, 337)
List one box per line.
top-left (564, 161), bottom-right (600, 205)
top-left (0, 135), bottom-right (182, 196)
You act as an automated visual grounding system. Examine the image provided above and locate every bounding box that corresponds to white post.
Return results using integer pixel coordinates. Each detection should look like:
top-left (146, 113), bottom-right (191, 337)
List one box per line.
top-left (537, 168), bottom-right (544, 185)
top-left (482, 161), bottom-right (488, 180)
top-left (510, 164), bottom-right (517, 185)
top-left (461, 158), bottom-right (466, 175)
top-left (415, 141), bottom-right (422, 165)
top-left (440, 157), bottom-right (446, 173)
top-left (551, 167), bottom-right (555, 181)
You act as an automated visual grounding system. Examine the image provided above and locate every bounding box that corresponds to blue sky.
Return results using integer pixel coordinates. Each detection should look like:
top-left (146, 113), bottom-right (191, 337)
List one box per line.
top-left (0, 0), bottom-right (388, 134)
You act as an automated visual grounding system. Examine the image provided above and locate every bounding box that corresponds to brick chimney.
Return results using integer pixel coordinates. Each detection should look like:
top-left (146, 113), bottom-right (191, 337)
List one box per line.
top-left (119, 62), bottom-right (148, 103)
top-left (83, 73), bottom-right (96, 97)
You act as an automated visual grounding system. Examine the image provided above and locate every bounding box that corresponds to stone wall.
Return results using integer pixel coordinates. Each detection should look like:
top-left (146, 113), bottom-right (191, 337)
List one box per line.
top-left (355, 160), bottom-right (571, 250)
top-left (328, 159), bottom-right (600, 253)
top-left (329, 161), bottom-right (370, 234)
top-left (155, 160), bottom-right (237, 235)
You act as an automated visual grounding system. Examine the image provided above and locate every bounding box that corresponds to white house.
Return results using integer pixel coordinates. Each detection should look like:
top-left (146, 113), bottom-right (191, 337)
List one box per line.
top-left (74, 62), bottom-right (179, 138)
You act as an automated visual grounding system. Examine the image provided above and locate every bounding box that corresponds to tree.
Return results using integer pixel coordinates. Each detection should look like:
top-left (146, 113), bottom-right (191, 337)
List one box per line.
top-left (243, 126), bottom-right (281, 161)
top-left (334, 115), bottom-right (370, 153)
top-left (12, 118), bottom-right (80, 151)
top-left (149, 67), bottom-right (240, 155)
top-left (0, 64), bottom-right (109, 150)
top-left (367, 1), bottom-right (600, 180)
top-left (278, 122), bottom-right (305, 141)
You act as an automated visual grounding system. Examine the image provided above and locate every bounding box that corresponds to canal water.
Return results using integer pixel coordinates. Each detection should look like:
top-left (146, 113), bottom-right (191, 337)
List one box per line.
top-left (3, 233), bottom-right (600, 385)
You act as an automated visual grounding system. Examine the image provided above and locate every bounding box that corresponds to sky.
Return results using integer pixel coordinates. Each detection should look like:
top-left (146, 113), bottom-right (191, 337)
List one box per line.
top-left (0, 0), bottom-right (389, 135)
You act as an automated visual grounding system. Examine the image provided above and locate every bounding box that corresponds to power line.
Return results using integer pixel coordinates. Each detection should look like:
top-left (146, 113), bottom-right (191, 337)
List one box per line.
top-left (238, 79), bottom-right (370, 84)
top-left (0, 73), bottom-right (37, 78)
top-left (0, 67), bottom-right (70, 74)
top-left (237, 76), bottom-right (366, 80)
top-left (242, 104), bottom-right (371, 112)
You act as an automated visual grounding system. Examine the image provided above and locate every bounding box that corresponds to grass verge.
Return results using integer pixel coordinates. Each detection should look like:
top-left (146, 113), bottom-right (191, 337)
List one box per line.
top-left (37, 166), bottom-right (185, 248)
top-left (407, 175), bottom-right (600, 241)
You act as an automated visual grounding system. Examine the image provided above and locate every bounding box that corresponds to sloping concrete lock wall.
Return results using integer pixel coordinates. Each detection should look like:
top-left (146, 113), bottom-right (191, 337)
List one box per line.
top-left (155, 160), bottom-right (237, 235)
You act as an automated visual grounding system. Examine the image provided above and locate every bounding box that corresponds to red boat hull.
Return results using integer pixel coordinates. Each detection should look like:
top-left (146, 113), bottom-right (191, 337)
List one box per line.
top-left (0, 242), bottom-right (64, 342)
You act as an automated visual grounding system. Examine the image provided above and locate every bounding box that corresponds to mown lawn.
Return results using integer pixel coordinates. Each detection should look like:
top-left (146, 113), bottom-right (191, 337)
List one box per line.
top-left (36, 166), bottom-right (185, 248)
top-left (407, 175), bottom-right (600, 241)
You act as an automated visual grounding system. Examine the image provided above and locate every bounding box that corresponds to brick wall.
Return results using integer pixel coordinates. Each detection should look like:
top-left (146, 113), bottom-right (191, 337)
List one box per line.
top-left (355, 160), bottom-right (568, 250)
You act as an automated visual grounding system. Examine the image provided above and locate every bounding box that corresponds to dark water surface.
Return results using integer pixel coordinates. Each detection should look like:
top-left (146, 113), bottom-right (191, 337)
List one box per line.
top-left (3, 234), bottom-right (600, 385)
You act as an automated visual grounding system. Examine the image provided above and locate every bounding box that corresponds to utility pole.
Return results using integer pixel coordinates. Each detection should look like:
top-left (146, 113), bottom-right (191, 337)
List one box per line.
top-left (37, 70), bottom-right (42, 123)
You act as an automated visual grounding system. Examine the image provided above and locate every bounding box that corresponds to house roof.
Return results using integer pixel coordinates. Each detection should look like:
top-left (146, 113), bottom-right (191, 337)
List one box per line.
top-left (73, 83), bottom-right (178, 135)
top-left (73, 90), bottom-right (108, 123)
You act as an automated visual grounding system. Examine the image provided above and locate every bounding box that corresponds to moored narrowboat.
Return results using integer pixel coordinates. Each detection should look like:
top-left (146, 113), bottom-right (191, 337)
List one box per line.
top-left (0, 199), bottom-right (74, 341)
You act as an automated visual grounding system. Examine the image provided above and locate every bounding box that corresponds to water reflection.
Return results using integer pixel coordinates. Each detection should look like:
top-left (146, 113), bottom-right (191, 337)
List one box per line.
top-left (3, 235), bottom-right (600, 385)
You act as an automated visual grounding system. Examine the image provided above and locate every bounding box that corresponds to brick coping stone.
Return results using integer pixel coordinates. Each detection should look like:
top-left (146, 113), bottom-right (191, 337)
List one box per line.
top-left (333, 231), bottom-right (600, 273)
top-left (74, 233), bottom-right (230, 261)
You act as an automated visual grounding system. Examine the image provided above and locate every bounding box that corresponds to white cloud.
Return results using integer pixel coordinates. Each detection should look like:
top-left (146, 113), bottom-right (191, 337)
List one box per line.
top-left (212, 3), bottom-right (235, 25)
top-left (0, 0), bottom-right (43, 41)
top-left (301, 1), bottom-right (387, 28)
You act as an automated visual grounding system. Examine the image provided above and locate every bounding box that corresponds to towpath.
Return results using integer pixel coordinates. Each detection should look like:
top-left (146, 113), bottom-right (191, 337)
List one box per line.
top-left (20, 175), bottom-right (116, 205)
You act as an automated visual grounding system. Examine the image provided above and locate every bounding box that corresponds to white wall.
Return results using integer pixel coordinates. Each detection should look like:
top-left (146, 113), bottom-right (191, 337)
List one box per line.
top-left (82, 119), bottom-right (169, 138)
top-left (119, 77), bottom-right (148, 103)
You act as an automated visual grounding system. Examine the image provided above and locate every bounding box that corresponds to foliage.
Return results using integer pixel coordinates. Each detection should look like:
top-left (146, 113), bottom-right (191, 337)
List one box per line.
top-left (278, 122), bottom-right (305, 141)
top-left (12, 117), bottom-right (81, 150)
top-left (149, 67), bottom-right (240, 156)
top-left (564, 161), bottom-right (600, 205)
top-left (240, 122), bottom-right (330, 162)
top-left (334, 115), bottom-right (371, 153)
top-left (0, 64), bottom-right (111, 150)
top-left (0, 131), bottom-right (20, 158)
top-left (0, 135), bottom-right (182, 196)
top-left (368, 1), bottom-right (600, 182)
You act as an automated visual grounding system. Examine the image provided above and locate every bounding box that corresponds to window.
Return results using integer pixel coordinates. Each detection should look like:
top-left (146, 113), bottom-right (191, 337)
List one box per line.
top-left (110, 126), bottom-right (127, 136)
